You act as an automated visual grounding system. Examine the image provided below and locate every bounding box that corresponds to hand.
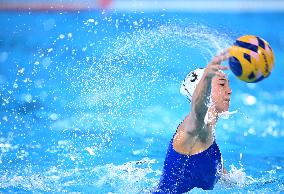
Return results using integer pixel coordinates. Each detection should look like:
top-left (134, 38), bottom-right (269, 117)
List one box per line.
top-left (203, 50), bottom-right (230, 80)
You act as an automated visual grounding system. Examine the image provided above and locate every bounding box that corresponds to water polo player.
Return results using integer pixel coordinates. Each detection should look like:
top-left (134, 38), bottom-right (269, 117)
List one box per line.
top-left (154, 51), bottom-right (231, 193)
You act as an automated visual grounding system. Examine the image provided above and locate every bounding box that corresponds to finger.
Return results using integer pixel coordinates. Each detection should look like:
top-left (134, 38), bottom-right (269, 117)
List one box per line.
top-left (210, 64), bottom-right (229, 72)
top-left (211, 56), bottom-right (222, 64)
top-left (211, 56), bottom-right (224, 64)
top-left (215, 71), bottom-right (227, 78)
top-left (218, 65), bottom-right (229, 70)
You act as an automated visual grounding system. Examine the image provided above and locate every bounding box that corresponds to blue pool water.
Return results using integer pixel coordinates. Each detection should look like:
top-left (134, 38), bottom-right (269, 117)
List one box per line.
top-left (0, 11), bottom-right (284, 193)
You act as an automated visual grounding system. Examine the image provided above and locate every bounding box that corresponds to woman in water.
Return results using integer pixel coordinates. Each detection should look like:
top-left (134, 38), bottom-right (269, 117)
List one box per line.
top-left (155, 51), bottom-right (231, 193)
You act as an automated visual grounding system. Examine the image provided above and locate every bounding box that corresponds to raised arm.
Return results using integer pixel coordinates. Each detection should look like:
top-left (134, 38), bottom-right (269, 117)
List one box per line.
top-left (189, 53), bottom-right (229, 132)
top-left (173, 52), bottom-right (229, 154)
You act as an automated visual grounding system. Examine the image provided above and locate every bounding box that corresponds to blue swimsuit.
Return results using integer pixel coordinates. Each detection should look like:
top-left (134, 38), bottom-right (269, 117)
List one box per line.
top-left (154, 137), bottom-right (223, 193)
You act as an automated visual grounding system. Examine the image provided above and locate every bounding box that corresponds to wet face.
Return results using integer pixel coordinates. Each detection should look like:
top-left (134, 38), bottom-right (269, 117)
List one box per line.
top-left (211, 74), bottom-right (232, 113)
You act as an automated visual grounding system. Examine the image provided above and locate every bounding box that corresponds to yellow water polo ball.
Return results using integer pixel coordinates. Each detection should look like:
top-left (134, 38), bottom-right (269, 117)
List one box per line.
top-left (229, 35), bottom-right (274, 83)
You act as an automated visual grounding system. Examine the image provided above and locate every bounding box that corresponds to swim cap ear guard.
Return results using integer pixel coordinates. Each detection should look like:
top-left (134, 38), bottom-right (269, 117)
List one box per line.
top-left (180, 68), bottom-right (205, 102)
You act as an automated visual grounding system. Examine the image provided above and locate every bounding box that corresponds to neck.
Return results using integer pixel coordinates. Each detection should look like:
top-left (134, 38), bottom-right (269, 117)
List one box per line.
top-left (206, 106), bottom-right (219, 128)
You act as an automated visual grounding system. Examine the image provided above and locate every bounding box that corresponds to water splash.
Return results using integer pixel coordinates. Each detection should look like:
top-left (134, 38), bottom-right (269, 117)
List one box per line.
top-left (220, 164), bottom-right (255, 187)
top-left (219, 109), bottom-right (238, 119)
top-left (0, 157), bottom-right (160, 193)
top-left (6, 13), bottom-right (282, 194)
top-left (93, 158), bottom-right (160, 193)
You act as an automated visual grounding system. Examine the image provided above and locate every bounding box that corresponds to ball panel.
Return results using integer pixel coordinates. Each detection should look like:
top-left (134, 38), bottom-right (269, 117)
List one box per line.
top-left (249, 50), bottom-right (260, 61)
top-left (248, 72), bottom-right (256, 80)
top-left (254, 74), bottom-right (265, 82)
top-left (264, 44), bottom-right (275, 70)
top-left (243, 53), bottom-right (251, 63)
top-left (256, 36), bottom-right (265, 49)
top-left (257, 48), bottom-right (270, 77)
top-left (229, 56), bottom-right (243, 77)
top-left (234, 40), bottom-right (258, 53)
top-left (237, 35), bottom-right (259, 46)
top-left (229, 45), bottom-right (257, 82)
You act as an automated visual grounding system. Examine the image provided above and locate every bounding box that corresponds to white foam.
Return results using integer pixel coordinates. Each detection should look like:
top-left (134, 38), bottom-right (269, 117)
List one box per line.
top-left (18, 68), bottom-right (25, 74)
top-left (87, 18), bottom-right (95, 23)
top-left (220, 164), bottom-right (256, 187)
top-left (219, 110), bottom-right (238, 119)
top-left (21, 93), bottom-right (33, 103)
top-left (85, 147), bottom-right (95, 155)
top-left (59, 34), bottom-right (65, 39)
top-left (2, 116), bottom-right (8, 122)
top-left (93, 158), bottom-right (160, 193)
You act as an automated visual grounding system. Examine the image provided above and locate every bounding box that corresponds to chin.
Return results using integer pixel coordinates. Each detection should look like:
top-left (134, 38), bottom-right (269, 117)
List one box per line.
top-left (217, 104), bottom-right (229, 113)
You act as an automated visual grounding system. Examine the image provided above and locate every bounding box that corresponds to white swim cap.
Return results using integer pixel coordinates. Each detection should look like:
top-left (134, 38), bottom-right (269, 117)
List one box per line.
top-left (180, 68), bottom-right (205, 102)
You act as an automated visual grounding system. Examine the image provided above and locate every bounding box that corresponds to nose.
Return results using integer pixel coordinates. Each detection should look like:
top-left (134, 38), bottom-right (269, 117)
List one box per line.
top-left (227, 87), bottom-right (232, 95)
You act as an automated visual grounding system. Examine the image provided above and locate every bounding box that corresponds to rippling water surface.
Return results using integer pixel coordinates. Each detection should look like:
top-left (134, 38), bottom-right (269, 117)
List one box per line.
top-left (0, 11), bottom-right (284, 193)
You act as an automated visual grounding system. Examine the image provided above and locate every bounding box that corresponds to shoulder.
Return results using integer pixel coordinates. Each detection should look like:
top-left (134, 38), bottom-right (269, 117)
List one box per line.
top-left (172, 115), bottom-right (214, 155)
top-left (172, 115), bottom-right (199, 155)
